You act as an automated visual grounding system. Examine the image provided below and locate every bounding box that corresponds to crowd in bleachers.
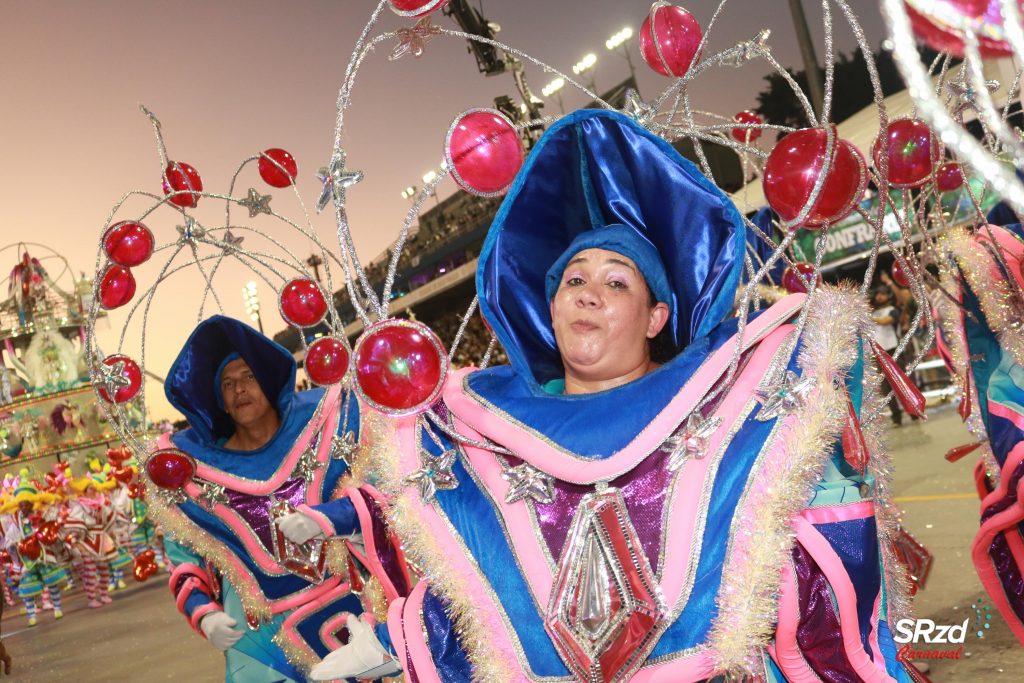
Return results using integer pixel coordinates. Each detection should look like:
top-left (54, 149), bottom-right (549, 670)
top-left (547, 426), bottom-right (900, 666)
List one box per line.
top-left (427, 309), bottom-right (508, 369)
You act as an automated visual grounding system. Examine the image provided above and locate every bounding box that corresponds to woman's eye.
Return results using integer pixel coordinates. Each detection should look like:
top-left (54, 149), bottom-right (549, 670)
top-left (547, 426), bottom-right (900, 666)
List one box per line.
top-left (608, 280), bottom-right (627, 289)
top-left (566, 276), bottom-right (585, 286)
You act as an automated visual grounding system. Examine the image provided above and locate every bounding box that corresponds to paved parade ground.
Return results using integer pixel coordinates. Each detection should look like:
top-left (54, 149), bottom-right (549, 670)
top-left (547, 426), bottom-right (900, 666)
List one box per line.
top-left (2, 404), bottom-right (1022, 681)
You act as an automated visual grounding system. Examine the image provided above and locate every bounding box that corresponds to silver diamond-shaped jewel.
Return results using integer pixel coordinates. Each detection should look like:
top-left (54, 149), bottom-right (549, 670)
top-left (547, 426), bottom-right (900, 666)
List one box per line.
top-left (239, 187), bottom-right (272, 217)
top-left (661, 413), bottom-right (722, 471)
top-left (502, 462), bottom-right (555, 504)
top-left (754, 370), bottom-right (816, 422)
top-left (402, 448), bottom-right (458, 502)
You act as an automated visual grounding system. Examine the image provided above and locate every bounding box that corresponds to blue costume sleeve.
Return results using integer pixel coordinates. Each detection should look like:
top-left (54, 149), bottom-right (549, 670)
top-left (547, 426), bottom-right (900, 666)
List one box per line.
top-left (303, 497), bottom-right (358, 537)
top-left (165, 537), bottom-right (220, 629)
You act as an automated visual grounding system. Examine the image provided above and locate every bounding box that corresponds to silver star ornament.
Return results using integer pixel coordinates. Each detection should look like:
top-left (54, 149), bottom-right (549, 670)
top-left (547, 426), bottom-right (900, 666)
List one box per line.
top-left (176, 216), bottom-right (206, 245)
top-left (97, 359), bottom-right (131, 399)
top-left (238, 188), bottom-right (272, 217)
top-left (329, 431), bottom-right (357, 462)
top-left (502, 463), bottom-right (555, 504)
top-left (390, 16), bottom-right (442, 61)
top-left (721, 29), bottom-right (771, 67)
top-left (403, 448), bottom-right (459, 502)
top-left (661, 413), bottom-right (723, 471)
top-left (316, 159), bottom-right (364, 213)
top-left (196, 480), bottom-right (229, 510)
top-left (754, 370), bottom-right (816, 422)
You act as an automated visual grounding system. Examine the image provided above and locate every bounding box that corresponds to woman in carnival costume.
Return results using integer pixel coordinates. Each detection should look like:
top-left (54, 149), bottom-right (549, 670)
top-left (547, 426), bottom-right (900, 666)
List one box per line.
top-left (151, 316), bottom-right (409, 682)
top-left (313, 110), bottom-right (922, 682)
top-left (65, 471), bottom-right (124, 607)
top-left (0, 477), bottom-right (68, 626)
top-left (934, 215), bottom-right (1024, 647)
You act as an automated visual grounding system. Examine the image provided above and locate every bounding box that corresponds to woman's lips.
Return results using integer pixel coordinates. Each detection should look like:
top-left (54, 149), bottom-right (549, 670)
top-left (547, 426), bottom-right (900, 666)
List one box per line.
top-left (570, 320), bottom-right (599, 333)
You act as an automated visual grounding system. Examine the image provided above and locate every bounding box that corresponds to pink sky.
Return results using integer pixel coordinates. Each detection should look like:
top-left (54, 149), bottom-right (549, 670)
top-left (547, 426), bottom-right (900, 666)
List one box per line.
top-left (0, 0), bottom-right (886, 420)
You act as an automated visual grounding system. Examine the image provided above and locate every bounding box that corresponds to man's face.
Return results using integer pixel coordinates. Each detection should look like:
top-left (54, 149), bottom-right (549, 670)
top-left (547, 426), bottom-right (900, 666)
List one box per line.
top-left (219, 358), bottom-right (275, 429)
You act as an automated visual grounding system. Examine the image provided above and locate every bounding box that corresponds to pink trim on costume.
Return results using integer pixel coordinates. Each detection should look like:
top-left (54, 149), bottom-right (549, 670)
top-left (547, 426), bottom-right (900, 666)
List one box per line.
top-left (972, 444), bottom-right (1024, 646)
top-left (296, 504), bottom-right (335, 537)
top-left (176, 576), bottom-right (204, 613)
top-left (344, 486), bottom-right (410, 602)
top-left (320, 612), bottom-right (349, 651)
top-left (278, 581), bottom-right (352, 660)
top-left (990, 401), bottom-right (1024, 433)
top-left (307, 399), bottom-right (342, 505)
top-left (169, 563), bottom-right (210, 592)
top-left (190, 602), bottom-right (220, 634)
top-left (794, 517), bottom-right (894, 683)
top-left (979, 225), bottom-right (1024, 291)
top-left (401, 582), bottom-right (444, 683)
top-left (800, 500), bottom-right (875, 526)
top-left (444, 295), bottom-right (806, 484)
top-left (869, 592), bottom-right (885, 669)
top-left (773, 556), bottom-right (822, 682)
top-left (189, 385), bottom-right (342, 494)
top-left (386, 595), bottom-right (410, 674)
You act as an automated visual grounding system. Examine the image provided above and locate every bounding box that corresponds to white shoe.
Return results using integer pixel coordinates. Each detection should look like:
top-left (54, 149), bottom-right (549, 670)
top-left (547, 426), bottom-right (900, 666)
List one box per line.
top-left (309, 614), bottom-right (401, 681)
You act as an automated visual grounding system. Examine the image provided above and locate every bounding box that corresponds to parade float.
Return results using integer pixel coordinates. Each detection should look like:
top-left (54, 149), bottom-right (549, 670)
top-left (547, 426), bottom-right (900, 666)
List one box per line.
top-left (0, 243), bottom-right (151, 479)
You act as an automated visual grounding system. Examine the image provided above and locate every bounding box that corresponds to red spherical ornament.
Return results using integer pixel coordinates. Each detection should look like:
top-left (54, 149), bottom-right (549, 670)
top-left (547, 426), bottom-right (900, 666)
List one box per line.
top-left (111, 466), bottom-right (135, 485)
top-left (935, 161), bottom-right (964, 193)
top-left (639, 2), bottom-right (703, 78)
top-left (18, 535), bottom-right (41, 561)
top-left (103, 221), bottom-right (155, 268)
top-left (97, 354), bottom-right (143, 403)
top-left (162, 162), bottom-right (203, 208)
top-left (905, 0), bottom-right (1020, 57)
top-left (133, 556), bottom-right (157, 582)
top-left (872, 118), bottom-right (941, 189)
top-left (258, 149), bottom-right (298, 188)
top-left (145, 449), bottom-right (196, 490)
top-left (731, 110), bottom-right (763, 143)
top-left (99, 265), bottom-right (137, 310)
top-left (305, 337), bottom-right (351, 386)
top-left (781, 262), bottom-right (821, 293)
top-left (891, 260), bottom-right (912, 288)
top-left (353, 319), bottom-right (448, 415)
top-left (38, 521), bottom-right (60, 546)
top-left (763, 127), bottom-right (866, 230)
top-left (389, 0), bottom-right (448, 17)
top-left (127, 481), bottom-right (145, 499)
top-left (445, 109), bottom-right (524, 197)
top-left (279, 279), bottom-right (328, 328)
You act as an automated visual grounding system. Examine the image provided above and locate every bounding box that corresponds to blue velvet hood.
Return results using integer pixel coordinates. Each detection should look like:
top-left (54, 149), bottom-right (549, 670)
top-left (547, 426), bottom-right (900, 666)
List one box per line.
top-left (166, 315), bottom-right (297, 444)
top-left (476, 109), bottom-right (746, 385)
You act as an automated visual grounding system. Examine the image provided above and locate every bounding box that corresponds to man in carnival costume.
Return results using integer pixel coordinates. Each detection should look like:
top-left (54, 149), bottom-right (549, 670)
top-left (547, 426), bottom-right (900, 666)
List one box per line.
top-left (313, 110), bottom-right (921, 682)
top-left (935, 214), bottom-right (1024, 647)
top-left (65, 471), bottom-right (124, 607)
top-left (153, 316), bottom-right (409, 682)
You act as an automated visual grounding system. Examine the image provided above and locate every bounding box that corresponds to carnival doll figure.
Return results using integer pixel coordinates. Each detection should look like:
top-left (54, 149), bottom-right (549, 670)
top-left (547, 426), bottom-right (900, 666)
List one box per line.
top-left (65, 473), bottom-right (121, 607)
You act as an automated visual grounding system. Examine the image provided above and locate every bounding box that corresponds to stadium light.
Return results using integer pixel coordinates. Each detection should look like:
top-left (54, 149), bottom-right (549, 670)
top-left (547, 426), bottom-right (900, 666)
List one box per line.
top-left (242, 281), bottom-right (263, 333)
top-left (606, 27), bottom-right (636, 81)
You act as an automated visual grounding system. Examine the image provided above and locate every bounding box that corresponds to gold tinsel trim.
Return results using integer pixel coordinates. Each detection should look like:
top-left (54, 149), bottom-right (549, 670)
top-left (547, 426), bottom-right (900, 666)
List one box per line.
top-left (943, 227), bottom-right (1024, 368)
top-left (273, 623), bottom-right (320, 674)
top-left (362, 408), bottom-right (515, 683)
top-left (709, 284), bottom-right (868, 674)
top-left (147, 488), bottom-right (273, 623)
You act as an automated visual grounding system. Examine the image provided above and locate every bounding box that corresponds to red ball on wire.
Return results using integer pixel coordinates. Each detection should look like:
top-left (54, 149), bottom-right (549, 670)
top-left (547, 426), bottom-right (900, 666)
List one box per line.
top-left (872, 118), bottom-right (941, 189)
top-left (162, 162), bottom-right (203, 208)
top-left (103, 221), bottom-right (154, 267)
top-left (99, 265), bottom-right (137, 310)
top-left (279, 279), bottom-right (329, 328)
top-left (935, 162), bottom-right (964, 193)
top-left (353, 320), bottom-right (447, 415)
top-left (731, 110), bottom-right (763, 143)
top-left (445, 109), bottom-right (524, 197)
top-left (258, 149), bottom-right (298, 188)
top-left (638, 2), bottom-right (703, 78)
top-left (305, 337), bottom-right (350, 386)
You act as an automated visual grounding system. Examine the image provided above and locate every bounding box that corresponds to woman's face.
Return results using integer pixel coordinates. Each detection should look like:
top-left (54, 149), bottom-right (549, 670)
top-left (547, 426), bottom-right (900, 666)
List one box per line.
top-left (550, 248), bottom-right (669, 383)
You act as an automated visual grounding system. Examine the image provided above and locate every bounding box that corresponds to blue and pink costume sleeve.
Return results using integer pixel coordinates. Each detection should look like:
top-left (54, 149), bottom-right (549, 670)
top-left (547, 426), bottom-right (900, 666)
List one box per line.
top-left (362, 111), bottom-right (920, 682)
top-left (937, 221), bottom-right (1024, 646)
top-left (153, 315), bottom-right (409, 682)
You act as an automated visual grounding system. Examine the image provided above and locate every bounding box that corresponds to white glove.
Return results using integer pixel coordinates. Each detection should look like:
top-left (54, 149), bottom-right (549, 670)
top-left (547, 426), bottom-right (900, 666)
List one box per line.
top-left (199, 611), bottom-right (244, 652)
top-left (278, 511), bottom-right (325, 545)
top-left (309, 613), bottom-right (401, 681)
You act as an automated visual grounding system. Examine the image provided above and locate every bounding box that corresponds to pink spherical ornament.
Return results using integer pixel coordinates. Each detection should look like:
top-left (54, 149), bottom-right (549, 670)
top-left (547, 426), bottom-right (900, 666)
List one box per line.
top-left (872, 118), bottom-right (941, 189)
top-left (103, 221), bottom-right (154, 267)
top-left (445, 109), bottom-right (524, 197)
top-left (145, 449), bottom-right (196, 490)
top-left (389, 0), bottom-right (448, 17)
top-left (162, 162), bottom-right (203, 208)
top-left (353, 319), bottom-right (448, 415)
top-left (305, 337), bottom-right (350, 386)
top-left (731, 110), bottom-right (763, 143)
top-left (905, 0), bottom-right (1021, 57)
top-left (781, 263), bottom-right (821, 294)
top-left (763, 127), bottom-right (866, 230)
top-left (96, 354), bottom-right (143, 403)
top-left (279, 279), bottom-right (328, 328)
top-left (891, 260), bottom-right (912, 289)
top-left (258, 149), bottom-right (298, 188)
top-left (935, 162), bottom-right (964, 193)
top-left (639, 2), bottom-right (703, 78)
top-left (99, 265), bottom-right (137, 310)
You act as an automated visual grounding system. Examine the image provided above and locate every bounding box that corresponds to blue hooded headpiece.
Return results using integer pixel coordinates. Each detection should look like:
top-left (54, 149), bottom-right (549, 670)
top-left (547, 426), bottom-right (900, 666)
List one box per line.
top-left (477, 110), bottom-right (745, 385)
top-left (165, 315), bottom-right (297, 444)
